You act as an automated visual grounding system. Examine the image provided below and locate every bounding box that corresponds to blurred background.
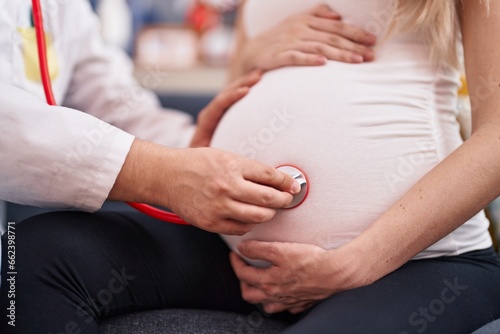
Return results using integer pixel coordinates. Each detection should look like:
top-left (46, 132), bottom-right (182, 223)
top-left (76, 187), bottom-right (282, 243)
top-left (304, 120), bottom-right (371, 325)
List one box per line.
top-left (88, 0), bottom-right (239, 114)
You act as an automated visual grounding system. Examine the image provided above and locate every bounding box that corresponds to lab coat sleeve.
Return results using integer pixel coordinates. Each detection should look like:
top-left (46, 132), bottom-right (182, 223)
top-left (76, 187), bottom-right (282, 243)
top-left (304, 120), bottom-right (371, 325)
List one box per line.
top-left (62, 0), bottom-right (196, 148)
top-left (0, 82), bottom-right (134, 211)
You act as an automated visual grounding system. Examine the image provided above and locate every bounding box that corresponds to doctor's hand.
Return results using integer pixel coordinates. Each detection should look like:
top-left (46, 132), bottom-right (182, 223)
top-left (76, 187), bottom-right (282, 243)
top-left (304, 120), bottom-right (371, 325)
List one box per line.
top-left (190, 70), bottom-right (262, 148)
top-left (230, 240), bottom-right (368, 314)
top-left (231, 4), bottom-right (376, 80)
top-left (109, 140), bottom-right (301, 235)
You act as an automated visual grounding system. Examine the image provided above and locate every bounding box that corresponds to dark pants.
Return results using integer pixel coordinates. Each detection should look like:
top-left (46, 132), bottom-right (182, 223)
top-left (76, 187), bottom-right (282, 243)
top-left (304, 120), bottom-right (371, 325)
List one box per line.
top-left (1, 211), bottom-right (500, 334)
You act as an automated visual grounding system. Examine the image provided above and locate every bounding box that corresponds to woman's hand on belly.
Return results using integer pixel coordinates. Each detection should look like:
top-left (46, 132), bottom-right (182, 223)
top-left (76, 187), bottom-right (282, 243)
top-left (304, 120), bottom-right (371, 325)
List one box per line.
top-left (190, 70), bottom-right (262, 148)
top-left (233, 4), bottom-right (376, 80)
top-left (229, 240), bottom-right (366, 314)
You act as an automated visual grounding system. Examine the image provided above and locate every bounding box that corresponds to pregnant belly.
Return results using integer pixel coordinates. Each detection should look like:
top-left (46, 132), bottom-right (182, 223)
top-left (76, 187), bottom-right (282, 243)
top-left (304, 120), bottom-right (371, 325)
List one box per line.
top-left (211, 62), bottom-right (444, 266)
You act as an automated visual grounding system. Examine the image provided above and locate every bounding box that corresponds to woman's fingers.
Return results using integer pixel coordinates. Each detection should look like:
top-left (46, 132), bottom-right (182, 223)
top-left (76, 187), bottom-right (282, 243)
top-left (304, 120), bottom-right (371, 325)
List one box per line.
top-left (226, 69), bottom-right (263, 90)
top-left (230, 251), bottom-right (267, 286)
top-left (267, 50), bottom-right (327, 70)
top-left (205, 70), bottom-right (261, 121)
top-left (237, 240), bottom-right (285, 264)
top-left (236, 3), bottom-right (374, 76)
top-left (310, 4), bottom-right (342, 20)
top-left (294, 41), bottom-right (364, 63)
top-left (285, 302), bottom-right (315, 314)
top-left (201, 85), bottom-right (249, 121)
top-left (240, 281), bottom-right (310, 312)
top-left (191, 71), bottom-right (263, 148)
top-left (286, 14), bottom-right (376, 63)
top-left (240, 281), bottom-right (269, 304)
top-left (191, 86), bottom-right (250, 147)
top-left (308, 17), bottom-right (376, 46)
top-left (263, 302), bottom-right (292, 314)
top-left (230, 252), bottom-right (319, 313)
top-left (312, 31), bottom-right (375, 60)
top-left (300, 34), bottom-right (374, 62)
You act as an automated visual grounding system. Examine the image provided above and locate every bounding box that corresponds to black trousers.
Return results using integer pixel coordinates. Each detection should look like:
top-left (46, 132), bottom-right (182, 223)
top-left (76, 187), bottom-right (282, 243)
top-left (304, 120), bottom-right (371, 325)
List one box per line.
top-left (1, 211), bottom-right (500, 334)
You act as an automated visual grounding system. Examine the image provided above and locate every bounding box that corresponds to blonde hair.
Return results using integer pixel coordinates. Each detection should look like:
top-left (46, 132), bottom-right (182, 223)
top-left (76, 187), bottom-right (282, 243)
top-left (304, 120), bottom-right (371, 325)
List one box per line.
top-left (389, 0), bottom-right (489, 69)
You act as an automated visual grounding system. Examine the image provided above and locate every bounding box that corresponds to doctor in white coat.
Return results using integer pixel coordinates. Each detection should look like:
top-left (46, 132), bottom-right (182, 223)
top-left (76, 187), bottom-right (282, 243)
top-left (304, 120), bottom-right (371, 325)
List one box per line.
top-left (0, 0), bottom-right (301, 324)
top-left (0, 0), bottom-right (300, 233)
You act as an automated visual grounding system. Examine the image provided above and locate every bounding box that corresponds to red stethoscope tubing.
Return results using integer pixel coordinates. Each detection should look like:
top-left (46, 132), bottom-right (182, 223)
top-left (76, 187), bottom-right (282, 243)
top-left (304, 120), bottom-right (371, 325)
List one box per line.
top-left (31, 0), bottom-right (189, 225)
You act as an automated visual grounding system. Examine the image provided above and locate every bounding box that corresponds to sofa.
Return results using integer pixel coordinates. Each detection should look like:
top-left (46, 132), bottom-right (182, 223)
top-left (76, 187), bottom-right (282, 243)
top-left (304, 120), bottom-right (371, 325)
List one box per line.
top-left (471, 319), bottom-right (500, 334)
top-left (100, 309), bottom-right (288, 334)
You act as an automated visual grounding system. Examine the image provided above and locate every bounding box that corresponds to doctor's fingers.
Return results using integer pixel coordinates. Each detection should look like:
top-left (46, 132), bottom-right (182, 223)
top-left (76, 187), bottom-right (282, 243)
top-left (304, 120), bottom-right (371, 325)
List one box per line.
top-left (233, 180), bottom-right (294, 209)
top-left (206, 219), bottom-right (257, 236)
top-left (241, 161), bottom-right (300, 195)
top-left (221, 200), bottom-right (278, 226)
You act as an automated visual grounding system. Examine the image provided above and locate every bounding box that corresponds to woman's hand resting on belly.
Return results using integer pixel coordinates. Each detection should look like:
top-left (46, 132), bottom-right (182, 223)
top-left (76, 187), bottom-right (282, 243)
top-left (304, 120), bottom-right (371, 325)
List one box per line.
top-left (229, 3), bottom-right (376, 81)
top-left (221, 2), bottom-right (382, 313)
top-left (230, 240), bottom-right (370, 314)
top-left (190, 70), bottom-right (262, 148)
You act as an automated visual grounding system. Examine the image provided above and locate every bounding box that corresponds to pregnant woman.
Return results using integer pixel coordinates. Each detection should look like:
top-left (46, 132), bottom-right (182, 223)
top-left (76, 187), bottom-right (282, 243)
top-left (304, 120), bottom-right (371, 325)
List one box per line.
top-left (5, 1), bottom-right (500, 334)
top-left (210, 0), bottom-right (500, 332)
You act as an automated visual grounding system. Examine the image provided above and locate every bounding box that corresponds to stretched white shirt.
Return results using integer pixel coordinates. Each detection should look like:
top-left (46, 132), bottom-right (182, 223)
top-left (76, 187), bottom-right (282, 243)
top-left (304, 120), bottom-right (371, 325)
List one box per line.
top-left (212, 0), bottom-right (493, 265)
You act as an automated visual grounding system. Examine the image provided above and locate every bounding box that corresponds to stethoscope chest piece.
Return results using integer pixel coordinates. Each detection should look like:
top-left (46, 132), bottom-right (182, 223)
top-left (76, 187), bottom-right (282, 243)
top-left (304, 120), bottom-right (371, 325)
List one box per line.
top-left (276, 165), bottom-right (309, 209)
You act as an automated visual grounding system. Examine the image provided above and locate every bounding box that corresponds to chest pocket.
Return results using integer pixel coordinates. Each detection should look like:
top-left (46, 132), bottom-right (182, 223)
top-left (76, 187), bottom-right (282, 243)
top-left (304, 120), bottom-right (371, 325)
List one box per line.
top-left (17, 26), bottom-right (59, 82)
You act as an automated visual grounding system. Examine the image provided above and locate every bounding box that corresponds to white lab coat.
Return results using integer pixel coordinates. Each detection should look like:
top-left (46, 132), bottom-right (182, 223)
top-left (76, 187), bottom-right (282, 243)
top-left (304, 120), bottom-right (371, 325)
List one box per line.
top-left (0, 0), bottom-right (198, 284)
top-left (0, 0), bottom-right (196, 211)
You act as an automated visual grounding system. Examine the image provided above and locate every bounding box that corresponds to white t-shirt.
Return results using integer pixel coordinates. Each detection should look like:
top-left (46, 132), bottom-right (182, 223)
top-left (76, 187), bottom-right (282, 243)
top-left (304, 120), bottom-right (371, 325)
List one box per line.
top-left (212, 0), bottom-right (492, 265)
